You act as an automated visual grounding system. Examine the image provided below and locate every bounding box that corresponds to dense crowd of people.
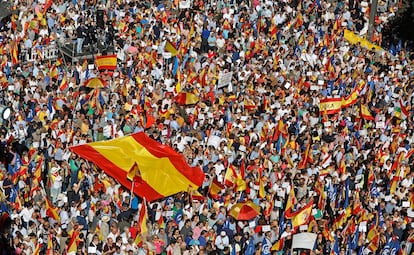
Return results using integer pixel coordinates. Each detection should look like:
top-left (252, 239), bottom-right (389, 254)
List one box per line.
top-left (0, 0), bottom-right (413, 254)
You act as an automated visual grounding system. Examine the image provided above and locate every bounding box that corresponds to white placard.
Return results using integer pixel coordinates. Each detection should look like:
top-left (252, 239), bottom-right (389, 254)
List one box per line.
top-left (217, 71), bottom-right (233, 88)
top-left (277, 190), bottom-right (285, 197)
top-left (161, 129), bottom-right (168, 136)
top-left (299, 225), bottom-right (308, 231)
top-left (179, 0), bottom-right (191, 8)
top-left (262, 225), bottom-right (271, 232)
top-left (318, 80), bottom-right (324, 85)
top-left (359, 129), bottom-right (367, 136)
top-left (88, 64), bottom-right (95, 70)
top-left (324, 121), bottom-right (332, 127)
top-left (162, 52), bottom-right (172, 59)
top-left (407, 209), bottom-right (414, 218)
top-left (284, 82), bottom-right (291, 89)
top-left (358, 225), bottom-right (367, 232)
top-left (88, 247), bottom-right (97, 253)
top-left (312, 209), bottom-right (318, 216)
top-left (384, 195), bottom-right (392, 202)
top-left (132, 99), bottom-right (138, 105)
top-left (310, 85), bottom-right (320, 91)
top-left (165, 211), bottom-right (174, 217)
top-left (376, 122), bottom-right (385, 129)
top-left (249, 221), bottom-right (256, 228)
top-left (275, 201), bottom-right (282, 208)
top-left (239, 145), bottom-right (246, 152)
top-left (306, 71), bottom-right (312, 76)
top-left (207, 135), bottom-right (221, 148)
top-left (402, 201), bottom-right (410, 208)
top-left (292, 233), bottom-right (317, 250)
top-left (8, 85), bottom-right (14, 91)
top-left (240, 116), bottom-right (248, 121)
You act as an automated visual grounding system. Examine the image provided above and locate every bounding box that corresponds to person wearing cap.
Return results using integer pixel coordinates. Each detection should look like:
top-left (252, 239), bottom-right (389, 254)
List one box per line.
top-left (215, 230), bottom-right (229, 254)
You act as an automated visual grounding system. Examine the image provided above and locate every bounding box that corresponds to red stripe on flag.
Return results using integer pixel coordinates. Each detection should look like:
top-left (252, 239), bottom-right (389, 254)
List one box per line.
top-left (70, 144), bottom-right (164, 201)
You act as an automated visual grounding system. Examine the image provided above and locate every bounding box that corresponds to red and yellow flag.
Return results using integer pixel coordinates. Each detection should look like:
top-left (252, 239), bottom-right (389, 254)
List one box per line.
top-left (271, 238), bottom-right (284, 251)
top-left (46, 234), bottom-right (53, 255)
top-left (361, 104), bottom-right (375, 120)
top-left (95, 55), bottom-right (117, 70)
top-left (49, 65), bottom-right (58, 79)
top-left (320, 97), bottom-right (342, 115)
top-left (45, 197), bottom-right (60, 221)
top-left (165, 41), bottom-right (178, 56)
top-left (297, 143), bottom-right (313, 170)
top-left (33, 242), bottom-right (42, 255)
top-left (59, 75), bottom-right (68, 91)
top-left (11, 40), bottom-right (19, 65)
top-left (66, 229), bottom-right (80, 253)
top-left (175, 92), bottom-right (199, 105)
top-left (291, 199), bottom-right (314, 228)
top-left (139, 200), bottom-right (148, 233)
top-left (224, 165), bottom-right (238, 187)
top-left (70, 132), bottom-right (204, 201)
top-left (209, 179), bottom-right (224, 199)
top-left (285, 186), bottom-right (297, 217)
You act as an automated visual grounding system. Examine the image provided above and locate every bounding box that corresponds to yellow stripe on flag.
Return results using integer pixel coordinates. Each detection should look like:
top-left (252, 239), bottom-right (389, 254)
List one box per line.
top-left (70, 133), bottom-right (204, 201)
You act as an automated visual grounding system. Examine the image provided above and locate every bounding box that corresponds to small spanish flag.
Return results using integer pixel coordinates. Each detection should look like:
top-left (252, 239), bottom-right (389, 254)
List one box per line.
top-left (319, 97), bottom-right (342, 115)
top-left (360, 104), bottom-right (375, 120)
top-left (175, 92), bottom-right (199, 105)
top-left (165, 41), bottom-right (178, 56)
top-left (209, 178), bottom-right (224, 199)
top-left (291, 199), bottom-right (313, 228)
top-left (45, 197), bottom-right (60, 221)
top-left (66, 229), bottom-right (80, 253)
top-left (96, 55), bottom-right (117, 70)
top-left (59, 75), bottom-right (68, 91)
top-left (271, 238), bottom-right (284, 251)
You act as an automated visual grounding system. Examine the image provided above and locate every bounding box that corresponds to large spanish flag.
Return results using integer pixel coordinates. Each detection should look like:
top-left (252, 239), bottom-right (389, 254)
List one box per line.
top-left (319, 97), bottom-right (342, 115)
top-left (70, 132), bottom-right (204, 201)
top-left (96, 55), bottom-right (117, 70)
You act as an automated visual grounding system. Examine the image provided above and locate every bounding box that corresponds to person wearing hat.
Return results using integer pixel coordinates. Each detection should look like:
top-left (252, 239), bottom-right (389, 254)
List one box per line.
top-left (215, 231), bottom-right (229, 254)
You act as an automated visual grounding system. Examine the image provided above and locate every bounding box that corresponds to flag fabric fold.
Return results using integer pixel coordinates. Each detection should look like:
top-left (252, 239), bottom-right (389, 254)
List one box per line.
top-left (70, 132), bottom-right (205, 201)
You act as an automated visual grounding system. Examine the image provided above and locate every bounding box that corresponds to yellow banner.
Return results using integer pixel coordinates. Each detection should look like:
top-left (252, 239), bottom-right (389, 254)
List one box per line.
top-left (343, 30), bottom-right (384, 52)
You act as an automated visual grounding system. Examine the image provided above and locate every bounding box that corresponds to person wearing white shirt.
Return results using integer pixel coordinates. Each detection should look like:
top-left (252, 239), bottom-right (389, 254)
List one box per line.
top-left (19, 204), bottom-right (34, 227)
top-left (215, 231), bottom-right (230, 252)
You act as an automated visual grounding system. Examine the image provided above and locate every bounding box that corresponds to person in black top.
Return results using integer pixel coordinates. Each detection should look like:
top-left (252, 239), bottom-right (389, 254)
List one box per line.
top-left (76, 24), bottom-right (87, 54)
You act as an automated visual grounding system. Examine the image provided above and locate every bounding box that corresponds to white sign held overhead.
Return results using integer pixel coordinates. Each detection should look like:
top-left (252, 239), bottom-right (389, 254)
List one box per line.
top-left (217, 72), bottom-right (233, 88)
top-left (179, 0), bottom-right (191, 8)
top-left (292, 233), bottom-right (317, 250)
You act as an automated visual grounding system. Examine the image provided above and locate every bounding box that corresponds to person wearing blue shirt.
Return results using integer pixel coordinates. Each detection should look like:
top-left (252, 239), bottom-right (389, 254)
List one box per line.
top-left (201, 25), bottom-right (210, 53)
